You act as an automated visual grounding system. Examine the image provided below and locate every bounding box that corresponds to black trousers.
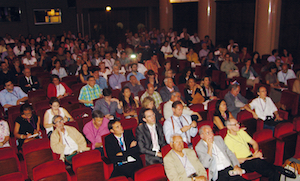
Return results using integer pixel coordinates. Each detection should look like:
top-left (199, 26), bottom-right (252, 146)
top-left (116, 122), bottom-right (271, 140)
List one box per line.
top-left (110, 160), bottom-right (143, 179)
top-left (216, 166), bottom-right (246, 181)
top-left (241, 158), bottom-right (280, 181)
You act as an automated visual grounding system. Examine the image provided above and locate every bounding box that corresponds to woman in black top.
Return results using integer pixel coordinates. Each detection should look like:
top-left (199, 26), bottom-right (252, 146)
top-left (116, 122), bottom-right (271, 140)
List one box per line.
top-left (138, 96), bottom-right (163, 124)
top-left (213, 99), bottom-right (234, 130)
top-left (179, 67), bottom-right (195, 85)
top-left (201, 76), bottom-right (217, 101)
top-left (14, 103), bottom-right (41, 150)
top-left (184, 77), bottom-right (202, 106)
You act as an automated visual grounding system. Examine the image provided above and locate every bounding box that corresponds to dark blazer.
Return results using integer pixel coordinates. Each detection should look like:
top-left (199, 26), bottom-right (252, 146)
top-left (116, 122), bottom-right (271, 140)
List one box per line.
top-left (135, 123), bottom-right (166, 165)
top-left (224, 92), bottom-right (248, 118)
top-left (159, 85), bottom-right (184, 102)
top-left (19, 75), bottom-right (40, 93)
top-left (105, 130), bottom-right (142, 166)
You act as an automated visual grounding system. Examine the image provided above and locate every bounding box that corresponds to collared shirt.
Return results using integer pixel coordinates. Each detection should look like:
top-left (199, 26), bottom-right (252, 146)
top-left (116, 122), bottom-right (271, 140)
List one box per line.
top-left (146, 123), bottom-right (160, 151)
top-left (173, 47), bottom-right (188, 60)
top-left (78, 84), bottom-right (102, 107)
top-left (174, 150), bottom-right (197, 177)
top-left (0, 87), bottom-right (27, 110)
top-left (127, 72), bottom-right (146, 81)
top-left (95, 77), bottom-right (108, 90)
top-left (103, 58), bottom-right (115, 71)
top-left (124, 82), bottom-right (144, 96)
top-left (56, 84), bottom-right (66, 97)
top-left (62, 129), bottom-right (78, 155)
top-left (83, 118), bottom-right (110, 150)
top-left (199, 49), bottom-right (209, 58)
top-left (249, 96), bottom-right (277, 121)
top-left (140, 91), bottom-right (162, 109)
top-left (163, 114), bottom-right (197, 144)
top-left (163, 101), bottom-right (194, 120)
top-left (277, 69), bottom-right (296, 85)
top-left (212, 142), bottom-right (231, 171)
top-left (108, 73), bottom-right (126, 90)
top-left (145, 60), bottom-right (159, 74)
top-left (166, 86), bottom-right (174, 93)
top-left (224, 130), bottom-right (252, 159)
top-left (0, 120), bottom-right (10, 148)
top-left (51, 67), bottom-right (68, 79)
top-left (114, 134), bottom-right (126, 151)
top-left (23, 57), bottom-right (37, 65)
top-left (267, 55), bottom-right (280, 63)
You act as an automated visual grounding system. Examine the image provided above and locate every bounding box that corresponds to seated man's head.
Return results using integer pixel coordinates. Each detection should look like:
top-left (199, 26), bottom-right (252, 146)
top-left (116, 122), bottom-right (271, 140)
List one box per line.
top-left (142, 96), bottom-right (155, 109)
top-left (103, 88), bottom-right (112, 101)
top-left (112, 65), bottom-right (119, 74)
top-left (129, 75), bottom-right (138, 85)
top-left (87, 75), bottom-right (96, 87)
top-left (233, 45), bottom-right (239, 53)
top-left (165, 69), bottom-right (174, 78)
top-left (4, 79), bottom-right (14, 91)
top-left (0, 62), bottom-right (8, 71)
top-left (199, 125), bottom-right (214, 142)
top-left (105, 52), bottom-right (111, 60)
top-left (141, 108), bottom-right (156, 126)
top-left (275, 59), bottom-right (281, 67)
top-left (170, 92), bottom-right (181, 102)
top-left (172, 101), bottom-right (183, 117)
top-left (282, 63), bottom-right (289, 73)
top-left (52, 115), bottom-right (65, 130)
top-left (229, 84), bottom-right (240, 97)
top-left (25, 51), bottom-right (31, 59)
top-left (170, 134), bottom-right (184, 153)
top-left (23, 68), bottom-right (31, 77)
top-left (272, 49), bottom-right (278, 56)
top-left (92, 110), bottom-right (105, 128)
top-left (54, 60), bottom-right (61, 69)
top-left (225, 118), bottom-right (241, 133)
top-left (164, 77), bottom-right (174, 88)
top-left (164, 61), bottom-right (171, 71)
top-left (91, 68), bottom-right (100, 79)
top-left (202, 43), bottom-right (207, 50)
top-left (108, 119), bottom-right (124, 136)
top-left (131, 63), bottom-right (138, 72)
top-left (151, 54), bottom-right (157, 62)
top-left (58, 47), bottom-right (64, 56)
top-left (147, 70), bottom-right (155, 78)
top-left (257, 86), bottom-right (267, 99)
top-left (146, 83), bottom-right (155, 95)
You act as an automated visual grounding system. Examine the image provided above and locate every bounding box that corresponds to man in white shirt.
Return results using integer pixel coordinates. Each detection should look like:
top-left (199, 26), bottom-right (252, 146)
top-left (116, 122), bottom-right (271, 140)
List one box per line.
top-left (103, 52), bottom-right (115, 71)
top-left (245, 86), bottom-right (284, 132)
top-left (180, 28), bottom-right (190, 39)
top-left (173, 43), bottom-right (188, 60)
top-left (163, 101), bottom-right (198, 146)
top-left (277, 63), bottom-right (296, 85)
top-left (190, 33), bottom-right (200, 44)
top-left (23, 50), bottom-right (37, 68)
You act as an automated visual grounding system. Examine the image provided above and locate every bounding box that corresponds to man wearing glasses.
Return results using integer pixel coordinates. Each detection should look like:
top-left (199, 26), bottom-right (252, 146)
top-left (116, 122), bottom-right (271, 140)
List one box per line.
top-left (224, 118), bottom-right (295, 180)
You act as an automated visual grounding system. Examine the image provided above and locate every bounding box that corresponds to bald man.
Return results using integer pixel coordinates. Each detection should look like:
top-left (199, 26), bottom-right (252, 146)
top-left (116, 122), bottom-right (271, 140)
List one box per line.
top-left (19, 68), bottom-right (40, 93)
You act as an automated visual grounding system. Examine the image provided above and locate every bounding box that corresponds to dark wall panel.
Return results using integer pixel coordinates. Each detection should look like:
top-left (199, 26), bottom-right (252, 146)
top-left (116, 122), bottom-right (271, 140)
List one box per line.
top-left (215, 0), bottom-right (255, 51)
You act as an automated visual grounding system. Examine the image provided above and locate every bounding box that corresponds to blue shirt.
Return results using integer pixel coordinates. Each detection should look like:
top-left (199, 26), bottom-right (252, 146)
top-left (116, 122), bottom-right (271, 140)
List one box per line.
top-left (109, 73), bottom-right (126, 90)
top-left (96, 77), bottom-right (108, 90)
top-left (0, 87), bottom-right (28, 110)
top-left (127, 72), bottom-right (146, 81)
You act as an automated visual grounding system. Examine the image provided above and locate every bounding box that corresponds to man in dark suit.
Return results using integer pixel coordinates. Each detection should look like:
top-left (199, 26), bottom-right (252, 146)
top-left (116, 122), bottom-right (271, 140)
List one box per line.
top-left (136, 108), bottom-right (166, 166)
top-left (19, 68), bottom-right (39, 93)
top-left (105, 120), bottom-right (143, 179)
top-left (159, 77), bottom-right (184, 102)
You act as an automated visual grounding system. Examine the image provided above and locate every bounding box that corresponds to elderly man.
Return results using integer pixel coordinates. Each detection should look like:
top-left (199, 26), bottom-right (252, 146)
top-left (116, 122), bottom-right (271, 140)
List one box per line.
top-left (50, 115), bottom-right (90, 162)
top-left (160, 78), bottom-right (181, 102)
top-left (19, 68), bottom-right (40, 93)
top-left (145, 54), bottom-right (161, 74)
top-left (103, 52), bottom-right (115, 71)
top-left (224, 84), bottom-right (248, 118)
top-left (224, 118), bottom-right (295, 181)
top-left (199, 43), bottom-right (209, 61)
top-left (173, 43), bottom-right (188, 60)
top-left (125, 75), bottom-right (144, 97)
top-left (163, 134), bottom-right (207, 181)
top-left (163, 92), bottom-right (201, 121)
top-left (0, 80), bottom-right (28, 110)
top-left (127, 63), bottom-right (146, 81)
top-left (105, 120), bottom-right (143, 179)
top-left (195, 125), bottom-right (246, 181)
top-left (109, 64), bottom-right (126, 90)
top-left (163, 101), bottom-right (198, 146)
top-left (136, 108), bottom-right (166, 166)
top-left (277, 63), bottom-right (296, 85)
top-left (140, 83), bottom-right (163, 109)
top-left (78, 75), bottom-right (102, 108)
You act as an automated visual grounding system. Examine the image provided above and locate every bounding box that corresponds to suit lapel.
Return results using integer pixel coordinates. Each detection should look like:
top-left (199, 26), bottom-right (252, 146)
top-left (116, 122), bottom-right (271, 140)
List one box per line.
top-left (143, 124), bottom-right (153, 148)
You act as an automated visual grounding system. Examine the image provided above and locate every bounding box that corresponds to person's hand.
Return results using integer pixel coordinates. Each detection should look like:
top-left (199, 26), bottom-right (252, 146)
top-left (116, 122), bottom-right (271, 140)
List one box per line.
top-left (252, 112), bottom-right (258, 119)
top-left (191, 121), bottom-right (197, 128)
top-left (229, 70), bottom-right (233, 72)
top-left (63, 92), bottom-right (69, 97)
top-left (206, 137), bottom-right (213, 148)
top-left (95, 142), bottom-right (103, 148)
top-left (16, 100), bottom-right (21, 105)
top-left (253, 151), bottom-right (263, 159)
top-left (233, 165), bottom-right (243, 176)
top-left (0, 142), bottom-right (4, 147)
top-left (25, 84), bottom-right (31, 87)
top-left (111, 98), bottom-right (119, 103)
top-left (26, 133), bottom-right (32, 139)
top-left (116, 152), bottom-right (123, 156)
top-left (195, 176), bottom-right (207, 181)
top-left (181, 125), bottom-right (191, 132)
top-left (210, 96), bottom-right (217, 100)
top-left (130, 140), bottom-right (137, 148)
top-left (275, 116), bottom-right (283, 121)
top-left (157, 152), bottom-right (162, 157)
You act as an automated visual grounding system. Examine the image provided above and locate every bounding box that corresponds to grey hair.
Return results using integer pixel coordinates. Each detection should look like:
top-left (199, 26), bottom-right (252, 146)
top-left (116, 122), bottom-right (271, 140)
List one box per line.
top-left (170, 133), bottom-right (182, 143)
top-left (171, 91), bottom-right (180, 97)
top-left (52, 115), bottom-right (63, 124)
top-left (224, 118), bottom-right (237, 127)
top-left (199, 125), bottom-right (211, 135)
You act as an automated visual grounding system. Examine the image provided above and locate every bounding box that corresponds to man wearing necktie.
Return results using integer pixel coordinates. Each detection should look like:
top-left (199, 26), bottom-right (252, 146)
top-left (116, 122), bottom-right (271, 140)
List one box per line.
top-left (195, 125), bottom-right (245, 181)
top-left (136, 108), bottom-right (167, 166)
top-left (105, 120), bottom-right (143, 179)
top-left (19, 68), bottom-right (40, 93)
top-left (163, 101), bottom-right (198, 147)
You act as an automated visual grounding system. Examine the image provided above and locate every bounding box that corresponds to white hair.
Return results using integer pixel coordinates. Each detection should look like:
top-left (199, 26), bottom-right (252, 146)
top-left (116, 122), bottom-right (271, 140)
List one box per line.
top-left (199, 125), bottom-right (211, 135)
top-left (170, 133), bottom-right (182, 143)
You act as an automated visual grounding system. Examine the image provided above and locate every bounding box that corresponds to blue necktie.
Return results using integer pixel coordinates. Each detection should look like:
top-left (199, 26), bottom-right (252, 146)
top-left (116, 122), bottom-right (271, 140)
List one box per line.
top-left (119, 137), bottom-right (124, 151)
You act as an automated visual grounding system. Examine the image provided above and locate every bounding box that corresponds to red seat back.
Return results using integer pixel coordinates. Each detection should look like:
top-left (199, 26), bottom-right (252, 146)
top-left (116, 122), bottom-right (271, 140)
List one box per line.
top-left (280, 90), bottom-right (299, 116)
top-left (0, 147), bottom-right (21, 176)
top-left (134, 164), bottom-right (167, 181)
top-left (287, 78), bottom-right (296, 91)
top-left (0, 172), bottom-right (24, 181)
top-left (33, 160), bottom-right (71, 181)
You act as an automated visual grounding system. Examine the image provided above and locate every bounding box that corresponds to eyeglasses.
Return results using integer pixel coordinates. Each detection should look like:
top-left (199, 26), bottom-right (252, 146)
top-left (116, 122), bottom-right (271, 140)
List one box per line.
top-left (228, 122), bottom-right (241, 126)
top-left (54, 119), bottom-right (64, 124)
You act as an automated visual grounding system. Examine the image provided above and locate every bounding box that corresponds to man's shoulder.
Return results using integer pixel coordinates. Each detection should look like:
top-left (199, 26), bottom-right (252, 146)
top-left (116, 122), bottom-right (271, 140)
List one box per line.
top-left (224, 92), bottom-right (231, 99)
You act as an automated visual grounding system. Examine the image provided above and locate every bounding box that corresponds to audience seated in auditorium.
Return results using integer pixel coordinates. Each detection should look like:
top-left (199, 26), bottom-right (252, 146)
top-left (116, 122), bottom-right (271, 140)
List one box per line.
top-left (118, 51), bottom-right (130, 68)
top-left (179, 67), bottom-right (195, 85)
top-left (127, 63), bottom-right (146, 81)
top-left (47, 74), bottom-right (72, 99)
top-left (91, 51), bottom-right (102, 66)
top-left (161, 61), bottom-right (172, 76)
top-left (14, 103), bottom-right (41, 150)
top-left (50, 115), bottom-right (90, 162)
top-left (64, 51), bottom-right (75, 69)
top-left (140, 83), bottom-right (162, 110)
top-left (0, 61), bottom-right (16, 85)
top-left (164, 134), bottom-right (207, 181)
top-left (79, 63), bottom-right (92, 84)
top-left (23, 50), bottom-right (37, 69)
top-left (105, 119), bottom-right (143, 179)
top-left (136, 108), bottom-right (166, 165)
top-left (292, 71), bottom-right (300, 94)
top-left (277, 63), bottom-right (296, 85)
top-left (78, 75), bottom-right (102, 108)
top-left (109, 64), bottom-right (126, 90)
top-left (224, 118), bottom-right (295, 180)
top-left (267, 49), bottom-right (281, 63)
top-left (187, 48), bottom-right (200, 64)
top-left (103, 52), bottom-right (115, 71)
top-left (179, 35), bottom-right (193, 49)
top-left (224, 83), bottom-right (248, 118)
top-left (19, 68), bottom-right (39, 94)
top-left (241, 59), bottom-right (260, 87)
top-left (0, 120), bottom-right (10, 148)
top-left (239, 46), bottom-right (251, 63)
top-left (56, 47), bottom-right (66, 63)
top-left (163, 101), bottom-right (198, 145)
top-left (201, 76), bottom-right (217, 102)
top-left (138, 97), bottom-right (163, 125)
top-left (94, 88), bottom-right (122, 120)
top-left (0, 79), bottom-right (28, 110)
top-left (196, 125), bottom-right (246, 181)
top-left (69, 55), bottom-right (83, 76)
top-left (190, 32), bottom-right (200, 44)
top-left (281, 49), bottom-right (293, 66)
top-left (44, 97), bottom-right (74, 138)
top-left (125, 75), bottom-right (144, 97)
top-left (98, 61), bottom-right (111, 80)
top-left (119, 87), bottom-right (139, 119)
top-left (199, 43), bottom-right (209, 62)
top-left (37, 49), bottom-right (52, 71)
top-left (160, 41), bottom-right (173, 59)
top-left (265, 64), bottom-right (282, 104)
top-left (145, 70), bottom-right (159, 90)
top-left (160, 78), bottom-right (181, 102)
top-left (114, 60), bottom-right (126, 75)
top-left (145, 54), bottom-right (161, 74)
top-left (227, 39), bottom-right (238, 53)
top-left (229, 45), bottom-right (240, 64)
top-left (83, 110), bottom-right (109, 156)
top-left (4, 47), bottom-right (17, 65)
top-left (184, 77), bottom-right (204, 106)
top-left (244, 86), bottom-right (285, 132)
top-left (13, 41), bottom-right (26, 56)
top-left (275, 58), bottom-right (282, 71)
top-left (213, 99), bottom-right (234, 130)
top-left (173, 43), bottom-right (188, 60)
top-left (51, 60), bottom-right (68, 80)
top-left (91, 68), bottom-right (107, 90)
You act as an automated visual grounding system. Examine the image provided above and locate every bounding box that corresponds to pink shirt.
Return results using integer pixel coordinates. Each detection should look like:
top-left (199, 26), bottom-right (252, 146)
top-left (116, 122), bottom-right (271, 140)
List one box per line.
top-left (83, 118), bottom-right (110, 150)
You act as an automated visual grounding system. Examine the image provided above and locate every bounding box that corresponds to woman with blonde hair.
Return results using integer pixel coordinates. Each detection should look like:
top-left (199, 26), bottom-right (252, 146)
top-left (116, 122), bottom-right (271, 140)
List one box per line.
top-left (138, 96), bottom-right (163, 124)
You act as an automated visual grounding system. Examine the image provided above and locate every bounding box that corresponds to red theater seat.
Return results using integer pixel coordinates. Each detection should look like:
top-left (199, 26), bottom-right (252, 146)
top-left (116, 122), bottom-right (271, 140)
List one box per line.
top-left (237, 110), bottom-right (261, 136)
top-left (280, 90), bottom-right (299, 116)
top-left (0, 147), bottom-right (21, 177)
top-left (287, 78), bottom-right (296, 91)
top-left (134, 164), bottom-right (167, 181)
top-left (72, 150), bottom-right (104, 181)
top-left (108, 176), bottom-right (129, 181)
top-left (33, 160), bottom-right (71, 181)
top-left (0, 172), bottom-right (25, 181)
